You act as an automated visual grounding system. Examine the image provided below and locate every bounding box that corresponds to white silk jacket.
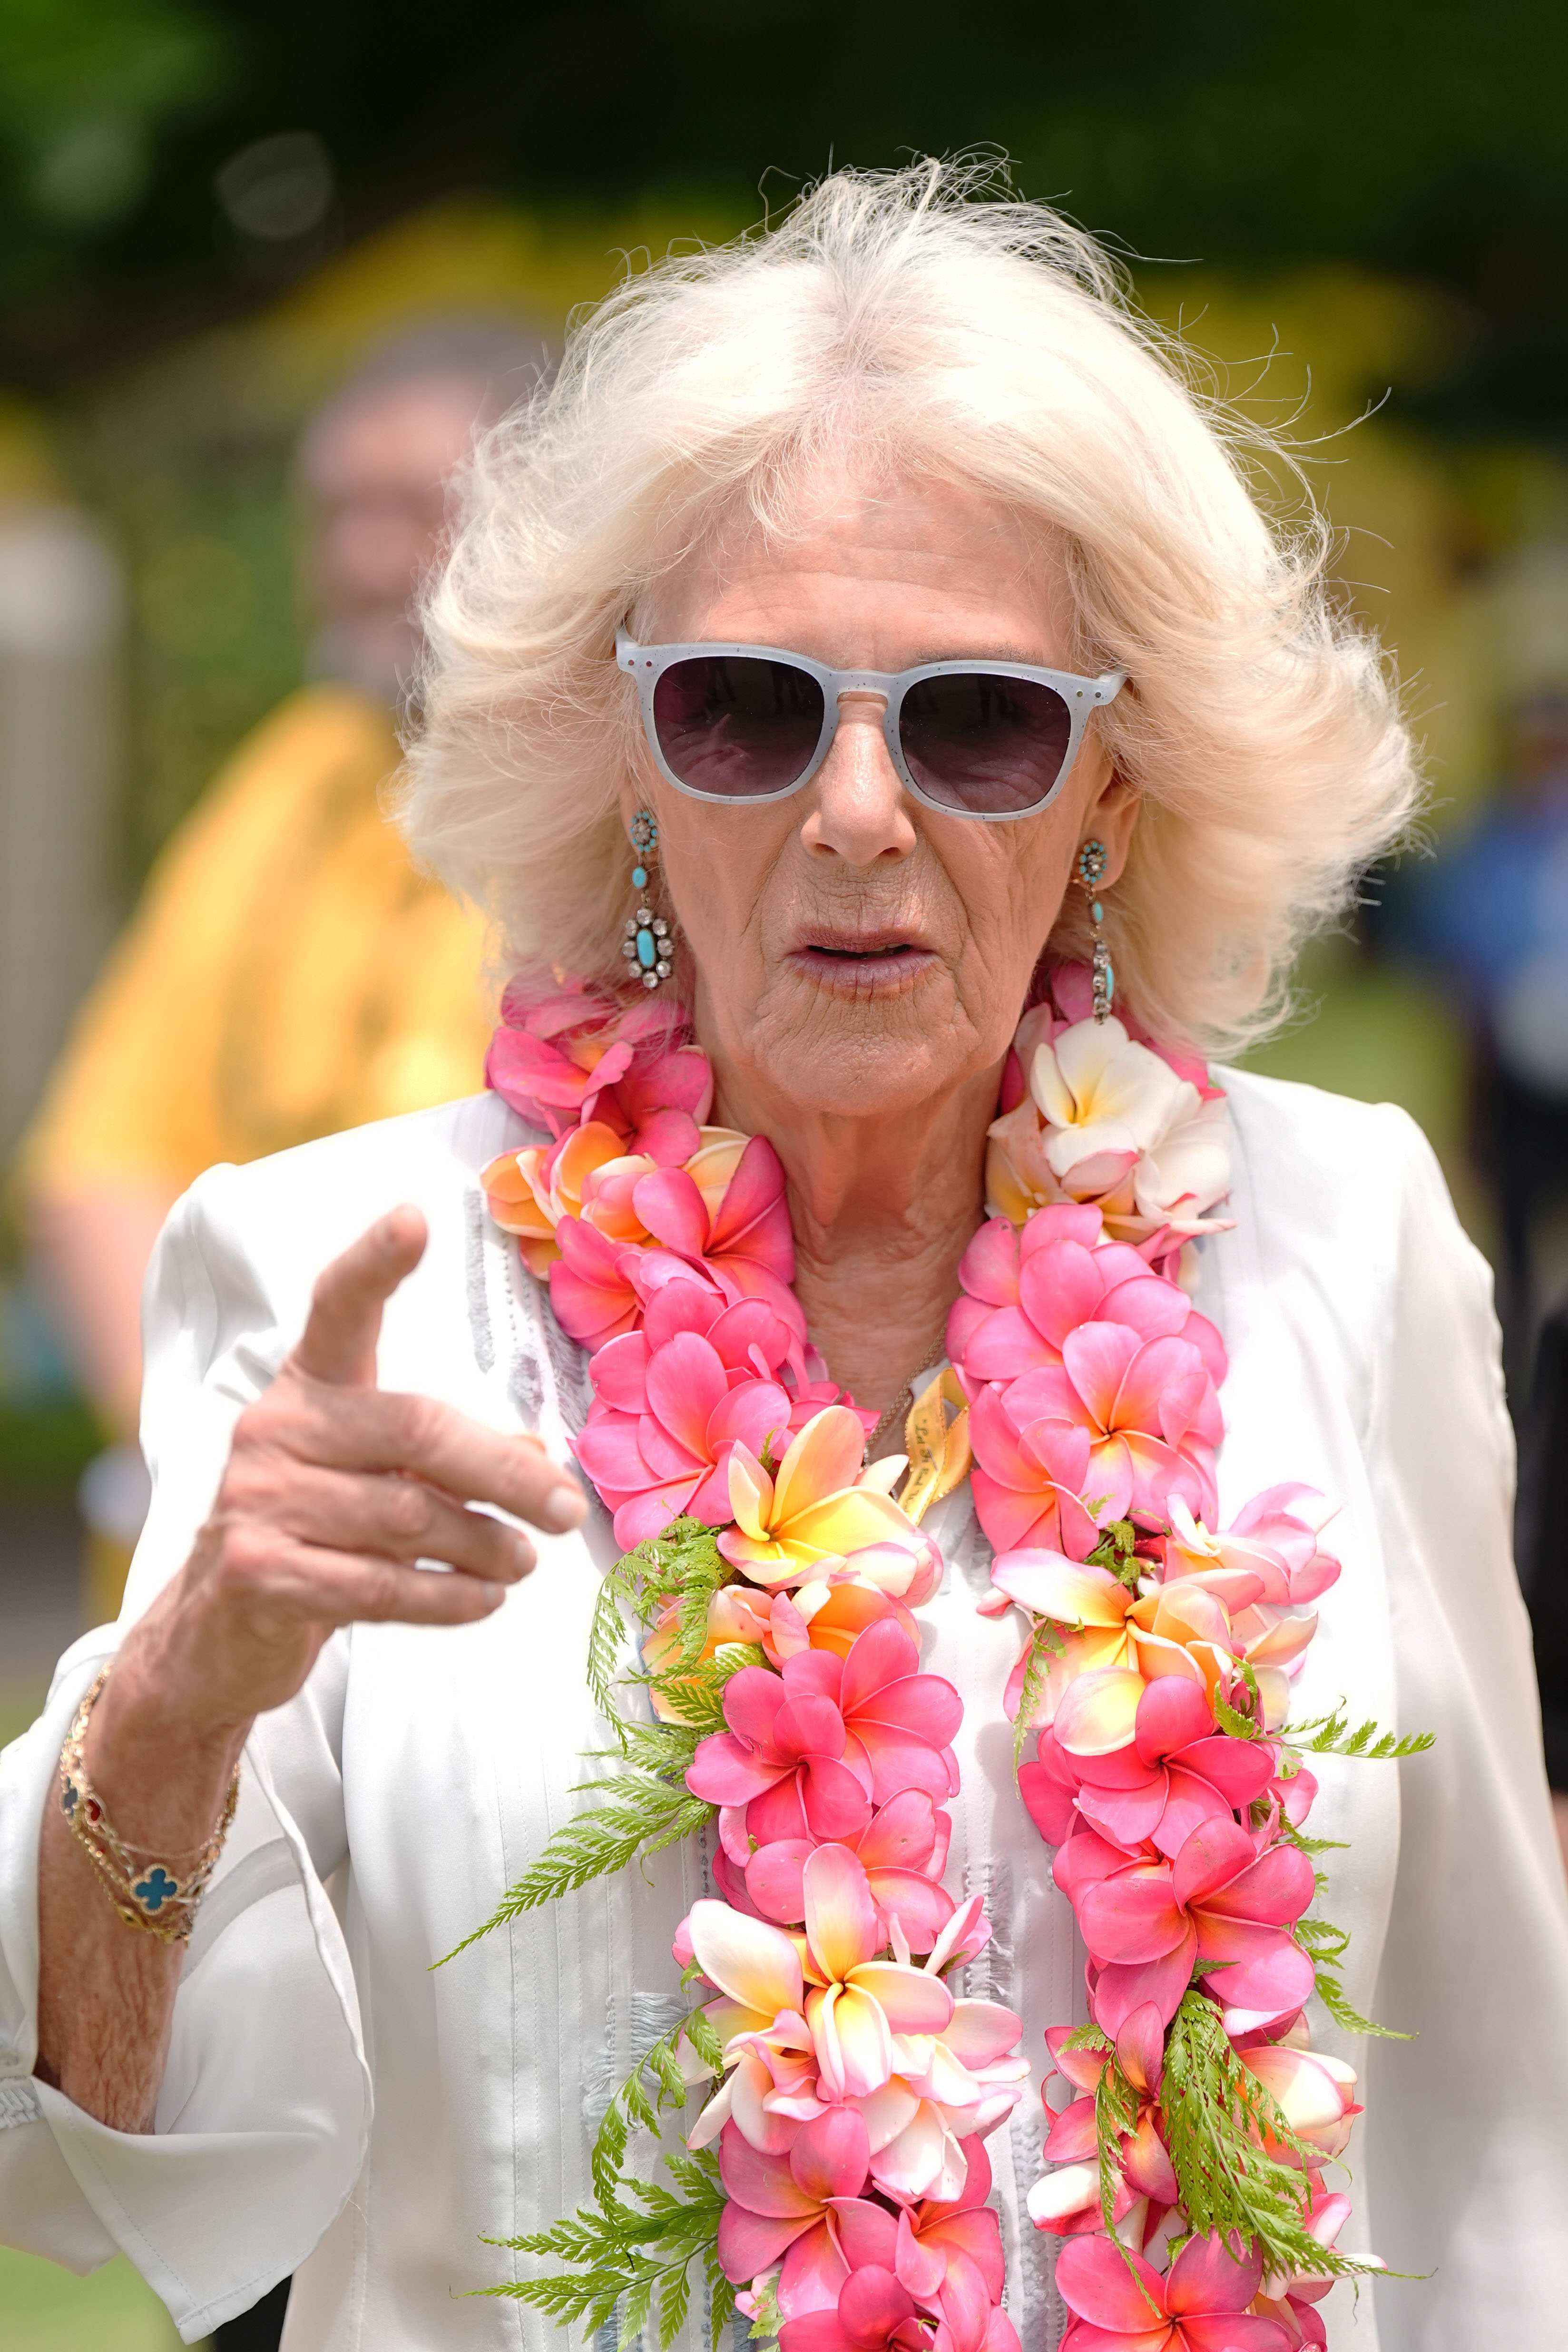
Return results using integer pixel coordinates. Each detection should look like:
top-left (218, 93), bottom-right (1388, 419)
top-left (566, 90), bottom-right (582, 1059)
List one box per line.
top-left (2, 1073), bottom-right (1566, 2351)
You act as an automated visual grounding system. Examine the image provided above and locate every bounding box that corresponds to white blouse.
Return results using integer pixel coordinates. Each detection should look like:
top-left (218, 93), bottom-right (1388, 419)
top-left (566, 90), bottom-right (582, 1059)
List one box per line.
top-left (1, 1072), bottom-right (1565, 2352)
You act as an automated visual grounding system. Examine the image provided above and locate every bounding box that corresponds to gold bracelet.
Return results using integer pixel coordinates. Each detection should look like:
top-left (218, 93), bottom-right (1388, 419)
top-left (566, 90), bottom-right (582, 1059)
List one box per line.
top-left (58, 1666), bottom-right (239, 1945)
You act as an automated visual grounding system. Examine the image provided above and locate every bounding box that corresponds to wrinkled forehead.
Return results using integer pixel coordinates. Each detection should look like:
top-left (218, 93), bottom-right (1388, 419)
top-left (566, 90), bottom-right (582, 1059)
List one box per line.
top-left (637, 454), bottom-right (1069, 651)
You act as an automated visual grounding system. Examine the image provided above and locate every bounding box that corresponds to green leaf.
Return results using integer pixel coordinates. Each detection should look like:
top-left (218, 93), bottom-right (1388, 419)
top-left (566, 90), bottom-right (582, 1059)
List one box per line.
top-left (436, 1775), bottom-right (716, 1963)
top-left (1210, 1682), bottom-right (1263, 1742)
top-left (1092, 2054), bottom-right (1139, 2236)
top-left (1286, 1701), bottom-right (1435, 1761)
top-left (1296, 1913), bottom-right (1410, 2039)
top-left (748, 2270), bottom-right (783, 2346)
top-left (1011, 1616), bottom-right (1065, 1774)
top-left (485, 2145), bottom-right (735, 2349)
top-left (1085, 1518), bottom-right (1142, 1591)
top-left (1156, 1989), bottom-right (1386, 2282)
top-left (440, 1519), bottom-right (754, 1964)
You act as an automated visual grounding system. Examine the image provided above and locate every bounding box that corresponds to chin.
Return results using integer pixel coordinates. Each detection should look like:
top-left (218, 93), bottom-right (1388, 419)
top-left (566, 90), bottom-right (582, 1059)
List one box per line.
top-left (762, 965), bottom-right (970, 1117)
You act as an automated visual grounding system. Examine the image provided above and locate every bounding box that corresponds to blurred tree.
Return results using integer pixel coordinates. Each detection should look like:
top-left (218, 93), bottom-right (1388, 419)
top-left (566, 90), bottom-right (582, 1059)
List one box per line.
top-left (0, 0), bottom-right (1558, 437)
top-left (0, 0), bottom-right (230, 244)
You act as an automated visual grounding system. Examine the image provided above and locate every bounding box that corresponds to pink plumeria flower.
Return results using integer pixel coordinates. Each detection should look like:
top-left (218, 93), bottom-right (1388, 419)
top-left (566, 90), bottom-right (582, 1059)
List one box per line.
top-left (482, 1116), bottom-right (754, 1277)
top-left (715, 2108), bottom-right (872, 2287)
top-left (548, 1132), bottom-right (804, 1348)
top-left (683, 1853), bottom-right (1024, 2204)
top-left (629, 1133), bottom-right (801, 1324)
top-left (981, 1310), bottom-right (1224, 1534)
top-left (1236, 2032), bottom-right (1362, 2166)
top-left (731, 1783), bottom-right (957, 1956)
top-left (574, 1327), bottom-right (794, 1548)
top-left (1031, 2000), bottom-right (1177, 2234)
top-left (1164, 1495), bottom-right (1334, 1729)
top-left (1056, 2228), bottom-right (1289, 2352)
top-left (948, 1212), bottom-right (1226, 1395)
top-left (1055, 1814), bottom-right (1317, 2038)
top-left (778, 2197), bottom-right (1020, 2352)
top-left (687, 1618), bottom-right (961, 1841)
top-left (1020, 1675), bottom-right (1276, 1858)
top-left (486, 977), bottom-right (713, 1143)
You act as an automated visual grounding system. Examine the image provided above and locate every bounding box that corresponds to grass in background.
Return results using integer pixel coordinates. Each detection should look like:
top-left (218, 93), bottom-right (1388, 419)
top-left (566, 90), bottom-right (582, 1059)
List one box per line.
top-left (0, 2246), bottom-right (194, 2350)
top-left (1239, 939), bottom-right (1486, 1239)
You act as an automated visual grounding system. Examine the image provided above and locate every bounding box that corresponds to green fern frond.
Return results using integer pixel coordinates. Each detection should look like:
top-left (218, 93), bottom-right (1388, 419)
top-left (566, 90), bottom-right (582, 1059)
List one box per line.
top-left (486, 2145), bottom-right (735, 2350)
top-left (1012, 1617), bottom-right (1065, 1774)
top-left (1286, 1701), bottom-right (1435, 1761)
top-left (1158, 1990), bottom-right (1383, 2281)
top-left (441, 1521), bottom-right (753, 1964)
top-left (747, 2270), bottom-right (783, 2346)
top-left (437, 1777), bottom-right (715, 1962)
top-left (1092, 2054), bottom-right (1139, 2236)
top-left (1211, 1683), bottom-right (1263, 1742)
top-left (1085, 1518), bottom-right (1142, 1591)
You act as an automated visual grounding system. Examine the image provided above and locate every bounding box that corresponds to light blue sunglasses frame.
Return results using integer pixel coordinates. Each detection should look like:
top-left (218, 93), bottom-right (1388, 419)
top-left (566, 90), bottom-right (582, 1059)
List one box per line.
top-left (617, 627), bottom-right (1126, 822)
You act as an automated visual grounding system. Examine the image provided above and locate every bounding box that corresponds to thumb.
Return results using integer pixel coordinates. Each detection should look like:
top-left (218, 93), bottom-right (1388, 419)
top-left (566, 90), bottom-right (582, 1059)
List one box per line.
top-left (291, 1207), bottom-right (428, 1387)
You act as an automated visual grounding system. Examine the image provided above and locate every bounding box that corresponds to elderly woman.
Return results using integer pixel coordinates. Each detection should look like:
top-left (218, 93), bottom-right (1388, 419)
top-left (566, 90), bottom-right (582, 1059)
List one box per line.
top-left (4, 168), bottom-right (1565, 2352)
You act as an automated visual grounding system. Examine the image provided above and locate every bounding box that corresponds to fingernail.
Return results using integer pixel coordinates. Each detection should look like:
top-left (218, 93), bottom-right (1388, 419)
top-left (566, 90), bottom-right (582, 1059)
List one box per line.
top-left (543, 1483), bottom-right (588, 1532)
top-left (479, 1581), bottom-right (504, 1608)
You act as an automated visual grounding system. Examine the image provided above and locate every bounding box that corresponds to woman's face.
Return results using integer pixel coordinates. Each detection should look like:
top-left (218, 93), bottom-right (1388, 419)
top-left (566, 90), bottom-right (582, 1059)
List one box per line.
top-left (626, 470), bottom-right (1138, 1125)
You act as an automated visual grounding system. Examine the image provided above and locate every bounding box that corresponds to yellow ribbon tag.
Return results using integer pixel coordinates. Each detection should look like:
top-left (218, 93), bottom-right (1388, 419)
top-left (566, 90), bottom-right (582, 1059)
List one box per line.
top-left (899, 1367), bottom-right (972, 1525)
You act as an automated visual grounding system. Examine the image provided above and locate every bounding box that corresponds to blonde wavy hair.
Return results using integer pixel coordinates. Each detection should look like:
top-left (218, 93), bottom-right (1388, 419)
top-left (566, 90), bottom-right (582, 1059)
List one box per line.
top-left (403, 161), bottom-right (1420, 1056)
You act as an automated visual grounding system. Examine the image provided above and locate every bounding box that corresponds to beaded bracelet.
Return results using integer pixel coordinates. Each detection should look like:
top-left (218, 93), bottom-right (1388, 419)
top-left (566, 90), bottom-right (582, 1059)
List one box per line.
top-left (58, 1666), bottom-right (239, 1944)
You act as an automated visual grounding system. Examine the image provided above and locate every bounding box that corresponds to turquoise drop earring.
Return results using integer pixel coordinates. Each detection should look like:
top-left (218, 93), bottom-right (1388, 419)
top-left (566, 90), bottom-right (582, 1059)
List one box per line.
top-left (621, 809), bottom-right (672, 990)
top-left (1076, 838), bottom-right (1113, 1022)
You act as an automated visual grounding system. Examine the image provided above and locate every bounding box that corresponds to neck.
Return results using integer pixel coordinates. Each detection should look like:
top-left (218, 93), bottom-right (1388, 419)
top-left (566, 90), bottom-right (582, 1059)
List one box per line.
top-left (709, 1057), bottom-right (1000, 1411)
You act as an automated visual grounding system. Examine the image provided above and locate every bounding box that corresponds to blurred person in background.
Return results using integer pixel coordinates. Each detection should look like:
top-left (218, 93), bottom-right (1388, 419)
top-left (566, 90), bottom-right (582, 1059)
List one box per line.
top-left (1394, 686), bottom-right (1568, 1399)
top-left (16, 316), bottom-right (542, 1630)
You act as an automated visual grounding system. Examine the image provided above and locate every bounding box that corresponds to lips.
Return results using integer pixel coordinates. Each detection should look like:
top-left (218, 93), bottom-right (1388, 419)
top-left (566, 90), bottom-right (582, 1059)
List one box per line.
top-left (786, 928), bottom-right (939, 990)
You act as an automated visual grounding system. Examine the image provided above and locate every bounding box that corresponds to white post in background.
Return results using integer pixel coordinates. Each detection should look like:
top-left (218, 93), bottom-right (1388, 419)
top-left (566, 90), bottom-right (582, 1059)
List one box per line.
top-left (0, 504), bottom-right (125, 1162)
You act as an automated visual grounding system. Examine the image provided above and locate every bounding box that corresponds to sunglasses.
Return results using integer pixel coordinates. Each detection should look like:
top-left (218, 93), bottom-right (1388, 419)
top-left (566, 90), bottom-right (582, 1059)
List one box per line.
top-left (617, 627), bottom-right (1125, 822)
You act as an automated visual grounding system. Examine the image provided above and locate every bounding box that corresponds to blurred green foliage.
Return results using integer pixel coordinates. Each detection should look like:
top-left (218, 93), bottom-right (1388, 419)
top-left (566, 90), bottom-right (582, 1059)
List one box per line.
top-left (0, 0), bottom-right (229, 241)
top-left (68, 352), bottom-right (304, 882)
top-left (0, 1397), bottom-right (103, 1486)
top-left (0, 2244), bottom-right (191, 2350)
top-left (0, 0), bottom-right (1555, 431)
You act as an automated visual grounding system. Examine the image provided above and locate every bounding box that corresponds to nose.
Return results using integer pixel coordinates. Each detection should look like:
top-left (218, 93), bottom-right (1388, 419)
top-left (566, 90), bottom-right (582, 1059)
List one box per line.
top-left (799, 691), bottom-right (918, 867)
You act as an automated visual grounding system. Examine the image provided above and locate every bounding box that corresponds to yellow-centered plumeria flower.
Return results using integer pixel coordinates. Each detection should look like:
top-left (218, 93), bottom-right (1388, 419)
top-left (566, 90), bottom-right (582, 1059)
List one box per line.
top-left (718, 1406), bottom-right (939, 1597)
top-left (481, 1121), bottom-right (751, 1276)
top-left (989, 1551), bottom-right (1272, 1744)
top-left (987, 1015), bottom-right (1231, 1253)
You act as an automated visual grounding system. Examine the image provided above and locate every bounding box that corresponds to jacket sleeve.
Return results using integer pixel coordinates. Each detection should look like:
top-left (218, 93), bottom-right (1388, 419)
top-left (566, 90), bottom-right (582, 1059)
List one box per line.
top-left (0, 1174), bottom-right (370, 2344)
top-left (1361, 1110), bottom-right (1568, 2352)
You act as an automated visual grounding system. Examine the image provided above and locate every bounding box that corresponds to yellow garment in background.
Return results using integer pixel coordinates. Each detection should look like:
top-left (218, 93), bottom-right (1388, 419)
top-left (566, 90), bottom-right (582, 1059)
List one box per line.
top-left (22, 683), bottom-right (492, 1192)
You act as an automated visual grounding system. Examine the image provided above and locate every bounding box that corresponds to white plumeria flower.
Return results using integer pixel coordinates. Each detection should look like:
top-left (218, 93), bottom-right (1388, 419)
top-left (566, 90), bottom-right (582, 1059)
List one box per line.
top-left (1029, 1017), bottom-right (1232, 1230)
top-left (1131, 1093), bottom-right (1234, 1226)
top-left (1030, 1017), bottom-right (1189, 1178)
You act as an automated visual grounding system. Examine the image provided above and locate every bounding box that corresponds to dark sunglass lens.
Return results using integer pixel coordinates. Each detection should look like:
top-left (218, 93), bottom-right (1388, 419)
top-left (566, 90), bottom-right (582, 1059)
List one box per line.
top-left (899, 672), bottom-right (1072, 815)
top-left (651, 655), bottom-right (825, 798)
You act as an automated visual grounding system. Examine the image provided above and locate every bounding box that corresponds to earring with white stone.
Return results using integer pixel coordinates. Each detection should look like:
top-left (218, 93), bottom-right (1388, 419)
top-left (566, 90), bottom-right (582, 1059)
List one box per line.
top-left (621, 809), bottom-right (672, 990)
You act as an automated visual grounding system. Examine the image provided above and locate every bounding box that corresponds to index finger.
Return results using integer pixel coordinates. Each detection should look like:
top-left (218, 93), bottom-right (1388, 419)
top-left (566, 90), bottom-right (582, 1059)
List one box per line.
top-left (292, 1208), bottom-right (429, 1386)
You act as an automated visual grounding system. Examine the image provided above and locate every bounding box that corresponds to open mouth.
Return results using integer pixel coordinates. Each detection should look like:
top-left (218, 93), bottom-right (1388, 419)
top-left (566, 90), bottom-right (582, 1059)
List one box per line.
top-left (788, 931), bottom-right (938, 989)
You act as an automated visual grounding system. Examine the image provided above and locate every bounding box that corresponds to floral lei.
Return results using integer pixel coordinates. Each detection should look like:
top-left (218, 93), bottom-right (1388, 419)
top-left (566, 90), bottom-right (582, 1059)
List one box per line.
top-left (459, 963), bottom-right (1426, 2352)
